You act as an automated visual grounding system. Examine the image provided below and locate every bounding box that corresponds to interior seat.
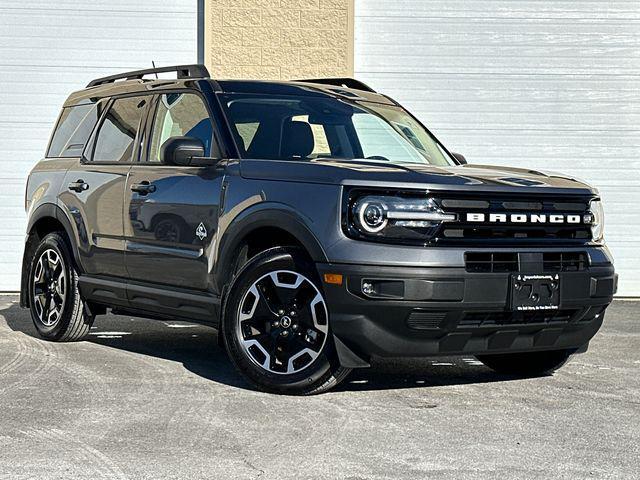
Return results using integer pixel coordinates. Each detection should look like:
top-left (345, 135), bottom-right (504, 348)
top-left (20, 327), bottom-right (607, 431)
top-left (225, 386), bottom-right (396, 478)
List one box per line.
top-left (281, 121), bottom-right (314, 159)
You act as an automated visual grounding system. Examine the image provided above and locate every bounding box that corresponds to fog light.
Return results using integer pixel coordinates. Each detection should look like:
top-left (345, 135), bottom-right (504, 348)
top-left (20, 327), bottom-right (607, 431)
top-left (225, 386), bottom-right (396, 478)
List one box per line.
top-left (362, 282), bottom-right (374, 295)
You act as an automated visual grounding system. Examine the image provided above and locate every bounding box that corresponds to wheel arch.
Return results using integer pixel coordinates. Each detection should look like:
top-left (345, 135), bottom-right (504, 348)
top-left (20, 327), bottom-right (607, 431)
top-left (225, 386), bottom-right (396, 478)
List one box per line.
top-left (214, 205), bottom-right (328, 296)
top-left (21, 203), bottom-right (81, 308)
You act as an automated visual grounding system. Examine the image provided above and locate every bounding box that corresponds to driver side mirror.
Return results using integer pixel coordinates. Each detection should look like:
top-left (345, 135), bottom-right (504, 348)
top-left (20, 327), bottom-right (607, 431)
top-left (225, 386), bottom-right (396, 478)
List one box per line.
top-left (452, 152), bottom-right (467, 165)
top-left (161, 136), bottom-right (205, 166)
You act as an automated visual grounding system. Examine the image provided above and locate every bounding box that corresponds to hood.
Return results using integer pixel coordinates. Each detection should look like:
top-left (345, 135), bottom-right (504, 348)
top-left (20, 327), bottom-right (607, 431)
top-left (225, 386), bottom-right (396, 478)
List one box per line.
top-left (239, 159), bottom-right (597, 196)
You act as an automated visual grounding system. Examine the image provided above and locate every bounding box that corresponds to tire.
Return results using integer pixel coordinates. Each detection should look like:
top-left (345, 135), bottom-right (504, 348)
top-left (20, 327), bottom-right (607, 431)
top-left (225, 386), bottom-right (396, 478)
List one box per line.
top-left (27, 232), bottom-right (94, 341)
top-left (222, 247), bottom-right (351, 395)
top-left (475, 349), bottom-right (575, 376)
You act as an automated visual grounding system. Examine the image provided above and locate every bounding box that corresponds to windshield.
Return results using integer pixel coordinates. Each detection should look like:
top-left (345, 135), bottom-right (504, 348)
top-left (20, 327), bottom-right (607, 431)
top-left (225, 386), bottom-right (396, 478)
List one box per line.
top-left (220, 94), bottom-right (453, 166)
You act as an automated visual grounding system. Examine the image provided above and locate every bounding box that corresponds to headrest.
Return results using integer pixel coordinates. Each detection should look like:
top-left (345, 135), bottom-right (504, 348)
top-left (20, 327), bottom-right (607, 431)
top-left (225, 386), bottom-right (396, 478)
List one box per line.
top-left (282, 121), bottom-right (314, 159)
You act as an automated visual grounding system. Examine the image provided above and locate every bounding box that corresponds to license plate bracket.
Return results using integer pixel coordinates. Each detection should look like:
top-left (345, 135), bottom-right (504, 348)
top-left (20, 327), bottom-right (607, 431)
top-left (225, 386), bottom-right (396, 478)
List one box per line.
top-left (510, 274), bottom-right (560, 311)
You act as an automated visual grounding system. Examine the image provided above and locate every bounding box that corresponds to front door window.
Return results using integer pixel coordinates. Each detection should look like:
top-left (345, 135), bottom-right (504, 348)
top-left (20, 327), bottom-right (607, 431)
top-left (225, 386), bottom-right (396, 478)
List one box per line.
top-left (148, 93), bottom-right (214, 162)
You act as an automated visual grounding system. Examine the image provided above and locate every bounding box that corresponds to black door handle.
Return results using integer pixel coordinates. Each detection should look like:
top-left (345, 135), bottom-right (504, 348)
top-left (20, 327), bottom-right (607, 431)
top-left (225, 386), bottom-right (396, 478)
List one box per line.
top-left (68, 179), bottom-right (89, 192)
top-left (131, 181), bottom-right (156, 195)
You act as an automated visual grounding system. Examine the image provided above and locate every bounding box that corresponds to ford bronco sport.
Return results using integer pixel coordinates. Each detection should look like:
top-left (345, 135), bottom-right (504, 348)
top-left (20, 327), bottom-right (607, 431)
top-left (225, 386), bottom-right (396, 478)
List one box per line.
top-left (21, 64), bottom-right (616, 394)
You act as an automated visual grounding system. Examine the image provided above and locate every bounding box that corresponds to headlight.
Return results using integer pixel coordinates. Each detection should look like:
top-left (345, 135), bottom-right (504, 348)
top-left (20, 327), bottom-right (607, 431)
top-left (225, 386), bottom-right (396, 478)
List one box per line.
top-left (349, 194), bottom-right (456, 243)
top-left (589, 199), bottom-right (605, 242)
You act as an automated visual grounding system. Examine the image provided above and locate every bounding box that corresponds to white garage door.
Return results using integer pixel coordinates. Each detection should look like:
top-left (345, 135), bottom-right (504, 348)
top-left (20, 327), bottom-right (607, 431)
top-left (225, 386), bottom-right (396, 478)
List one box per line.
top-left (0, 0), bottom-right (198, 290)
top-left (355, 0), bottom-right (640, 296)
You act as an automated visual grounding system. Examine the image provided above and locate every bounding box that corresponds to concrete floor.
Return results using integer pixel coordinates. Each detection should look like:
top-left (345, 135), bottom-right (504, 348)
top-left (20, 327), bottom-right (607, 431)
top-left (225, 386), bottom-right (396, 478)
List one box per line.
top-left (0, 296), bottom-right (638, 479)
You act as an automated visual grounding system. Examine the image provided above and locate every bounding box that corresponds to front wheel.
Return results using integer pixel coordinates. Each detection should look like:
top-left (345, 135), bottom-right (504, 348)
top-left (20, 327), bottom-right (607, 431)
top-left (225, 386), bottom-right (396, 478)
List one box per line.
top-left (222, 248), bottom-right (350, 395)
top-left (476, 349), bottom-right (575, 376)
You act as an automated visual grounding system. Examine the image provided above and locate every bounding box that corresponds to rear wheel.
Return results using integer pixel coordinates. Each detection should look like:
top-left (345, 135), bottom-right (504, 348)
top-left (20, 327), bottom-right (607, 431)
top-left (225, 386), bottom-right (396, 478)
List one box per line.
top-left (28, 232), bottom-right (94, 341)
top-left (476, 349), bottom-right (575, 376)
top-left (222, 247), bottom-right (350, 395)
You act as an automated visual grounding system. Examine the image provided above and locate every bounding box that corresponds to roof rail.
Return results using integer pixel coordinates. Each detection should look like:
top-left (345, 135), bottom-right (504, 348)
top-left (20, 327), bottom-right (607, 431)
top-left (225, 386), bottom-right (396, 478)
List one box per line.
top-left (295, 77), bottom-right (376, 93)
top-left (87, 64), bottom-right (210, 88)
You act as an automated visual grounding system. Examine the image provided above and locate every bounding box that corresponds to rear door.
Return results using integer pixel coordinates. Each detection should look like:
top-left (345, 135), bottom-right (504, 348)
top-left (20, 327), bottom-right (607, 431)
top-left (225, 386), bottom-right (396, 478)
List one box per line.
top-left (124, 91), bottom-right (225, 291)
top-left (59, 95), bottom-right (150, 278)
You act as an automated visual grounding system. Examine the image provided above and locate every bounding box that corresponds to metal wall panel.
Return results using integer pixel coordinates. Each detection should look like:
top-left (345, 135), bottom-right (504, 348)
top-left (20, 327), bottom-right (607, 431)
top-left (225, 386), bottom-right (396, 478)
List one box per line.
top-left (355, 0), bottom-right (640, 296)
top-left (0, 1), bottom-right (197, 290)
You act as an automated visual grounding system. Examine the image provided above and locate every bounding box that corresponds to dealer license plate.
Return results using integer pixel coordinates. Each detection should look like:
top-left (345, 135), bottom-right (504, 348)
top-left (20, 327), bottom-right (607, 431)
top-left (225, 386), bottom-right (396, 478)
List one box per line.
top-left (510, 274), bottom-right (560, 311)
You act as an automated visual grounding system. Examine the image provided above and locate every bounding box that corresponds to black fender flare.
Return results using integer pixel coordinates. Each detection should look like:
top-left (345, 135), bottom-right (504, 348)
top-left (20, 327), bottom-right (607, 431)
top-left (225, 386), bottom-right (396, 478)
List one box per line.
top-left (214, 204), bottom-right (328, 294)
top-left (214, 205), bottom-right (370, 369)
top-left (21, 203), bottom-right (83, 307)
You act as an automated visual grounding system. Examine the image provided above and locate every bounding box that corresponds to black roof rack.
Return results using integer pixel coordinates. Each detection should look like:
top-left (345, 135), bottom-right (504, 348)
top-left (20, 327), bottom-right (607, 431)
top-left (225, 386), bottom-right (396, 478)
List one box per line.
top-left (87, 64), bottom-right (210, 88)
top-left (294, 77), bottom-right (376, 93)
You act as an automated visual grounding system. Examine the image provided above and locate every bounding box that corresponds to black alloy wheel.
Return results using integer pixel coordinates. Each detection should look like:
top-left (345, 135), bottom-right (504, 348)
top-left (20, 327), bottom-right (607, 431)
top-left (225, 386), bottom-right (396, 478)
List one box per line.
top-left (28, 232), bottom-right (94, 341)
top-left (223, 247), bottom-right (350, 394)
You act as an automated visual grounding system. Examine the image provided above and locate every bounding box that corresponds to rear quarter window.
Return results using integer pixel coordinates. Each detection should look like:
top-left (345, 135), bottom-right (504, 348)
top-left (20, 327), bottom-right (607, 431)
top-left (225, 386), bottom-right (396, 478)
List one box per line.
top-left (47, 103), bottom-right (99, 158)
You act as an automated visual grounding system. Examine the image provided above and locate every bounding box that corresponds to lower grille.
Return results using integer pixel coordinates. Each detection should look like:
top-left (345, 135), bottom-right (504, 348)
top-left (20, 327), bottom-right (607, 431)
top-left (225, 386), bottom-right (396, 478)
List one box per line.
top-left (407, 311), bottom-right (447, 330)
top-left (543, 252), bottom-right (589, 272)
top-left (459, 309), bottom-right (576, 327)
top-left (465, 252), bottom-right (518, 273)
top-left (465, 252), bottom-right (588, 273)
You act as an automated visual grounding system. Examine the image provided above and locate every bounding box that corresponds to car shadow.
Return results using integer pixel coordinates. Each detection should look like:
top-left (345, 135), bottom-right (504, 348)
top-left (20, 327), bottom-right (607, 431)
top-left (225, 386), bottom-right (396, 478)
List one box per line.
top-left (1, 302), bottom-right (525, 393)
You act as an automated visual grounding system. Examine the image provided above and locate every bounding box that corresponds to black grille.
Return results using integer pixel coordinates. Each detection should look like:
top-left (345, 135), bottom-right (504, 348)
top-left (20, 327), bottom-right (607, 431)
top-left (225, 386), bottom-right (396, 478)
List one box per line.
top-left (406, 311), bottom-right (447, 330)
top-left (459, 310), bottom-right (576, 327)
top-left (465, 252), bottom-right (518, 273)
top-left (435, 193), bottom-right (593, 246)
top-left (543, 252), bottom-right (589, 272)
top-left (465, 251), bottom-right (589, 273)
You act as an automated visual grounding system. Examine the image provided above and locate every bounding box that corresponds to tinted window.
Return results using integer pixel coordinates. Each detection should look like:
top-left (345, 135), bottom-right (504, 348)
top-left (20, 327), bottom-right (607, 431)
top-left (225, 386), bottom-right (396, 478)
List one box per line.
top-left (148, 93), bottom-right (214, 162)
top-left (92, 96), bottom-right (147, 163)
top-left (352, 114), bottom-right (424, 162)
top-left (220, 94), bottom-right (452, 166)
top-left (47, 103), bottom-right (99, 158)
top-left (291, 115), bottom-right (331, 157)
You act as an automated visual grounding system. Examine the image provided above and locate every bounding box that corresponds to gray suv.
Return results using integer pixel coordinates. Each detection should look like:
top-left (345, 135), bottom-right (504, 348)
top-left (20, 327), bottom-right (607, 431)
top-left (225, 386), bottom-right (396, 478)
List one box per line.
top-left (21, 65), bottom-right (616, 394)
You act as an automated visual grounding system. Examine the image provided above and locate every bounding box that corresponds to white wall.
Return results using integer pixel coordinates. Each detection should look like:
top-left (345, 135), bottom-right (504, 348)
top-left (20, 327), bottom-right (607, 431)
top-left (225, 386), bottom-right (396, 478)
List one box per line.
top-left (355, 0), bottom-right (640, 296)
top-left (0, 0), bottom-right (197, 290)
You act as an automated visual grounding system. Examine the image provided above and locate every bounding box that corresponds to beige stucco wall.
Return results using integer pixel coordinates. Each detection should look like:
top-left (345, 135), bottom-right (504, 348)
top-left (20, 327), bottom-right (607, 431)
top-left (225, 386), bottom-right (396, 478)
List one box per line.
top-left (204, 0), bottom-right (354, 80)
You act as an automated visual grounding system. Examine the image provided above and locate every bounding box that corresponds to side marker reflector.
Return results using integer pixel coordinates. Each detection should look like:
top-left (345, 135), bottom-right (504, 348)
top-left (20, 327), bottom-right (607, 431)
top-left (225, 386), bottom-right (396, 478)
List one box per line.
top-left (323, 273), bottom-right (343, 285)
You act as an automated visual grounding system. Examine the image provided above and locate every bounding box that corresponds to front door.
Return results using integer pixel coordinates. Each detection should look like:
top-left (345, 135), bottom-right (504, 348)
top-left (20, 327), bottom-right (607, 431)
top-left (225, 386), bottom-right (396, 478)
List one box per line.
top-left (124, 91), bottom-right (224, 291)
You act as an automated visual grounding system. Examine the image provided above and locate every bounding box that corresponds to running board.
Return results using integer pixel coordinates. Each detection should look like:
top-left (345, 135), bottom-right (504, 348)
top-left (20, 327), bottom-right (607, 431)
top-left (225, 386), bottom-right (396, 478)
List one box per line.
top-left (78, 275), bottom-right (220, 325)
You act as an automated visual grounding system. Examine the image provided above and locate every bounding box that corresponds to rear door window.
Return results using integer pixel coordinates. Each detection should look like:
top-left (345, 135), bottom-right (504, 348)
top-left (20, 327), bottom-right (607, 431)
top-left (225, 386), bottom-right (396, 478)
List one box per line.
top-left (92, 96), bottom-right (148, 163)
top-left (47, 103), bottom-right (99, 158)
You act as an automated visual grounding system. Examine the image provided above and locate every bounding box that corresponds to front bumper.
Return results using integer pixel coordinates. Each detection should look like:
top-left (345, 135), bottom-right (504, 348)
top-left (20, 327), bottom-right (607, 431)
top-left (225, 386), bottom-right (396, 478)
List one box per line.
top-left (317, 260), bottom-right (616, 363)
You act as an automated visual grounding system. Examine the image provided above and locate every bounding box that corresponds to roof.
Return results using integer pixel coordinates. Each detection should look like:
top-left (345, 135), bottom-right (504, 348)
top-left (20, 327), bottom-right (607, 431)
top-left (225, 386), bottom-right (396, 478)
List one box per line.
top-left (64, 64), bottom-right (394, 107)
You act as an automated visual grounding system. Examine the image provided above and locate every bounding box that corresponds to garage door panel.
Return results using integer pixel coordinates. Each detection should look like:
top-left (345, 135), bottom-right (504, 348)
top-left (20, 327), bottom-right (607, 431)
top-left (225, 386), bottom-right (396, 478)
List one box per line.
top-left (358, 0), bottom-right (640, 20)
top-left (358, 57), bottom-right (639, 76)
top-left (0, 10), bottom-right (196, 28)
top-left (356, 0), bottom-right (640, 296)
top-left (415, 113), bottom-right (639, 128)
top-left (406, 97), bottom-right (640, 114)
top-left (356, 16), bottom-right (640, 37)
top-left (361, 74), bottom-right (640, 102)
top-left (0, 0), bottom-right (197, 291)
top-left (1, 46), bottom-right (196, 68)
top-left (359, 45), bottom-right (640, 63)
top-left (357, 29), bottom-right (640, 50)
top-left (430, 142), bottom-right (638, 160)
top-left (434, 130), bottom-right (640, 145)
top-left (390, 88), bottom-right (640, 104)
top-left (0, 125), bottom-right (54, 145)
top-left (358, 32), bottom-right (639, 49)
top-left (0, 0), bottom-right (195, 11)
top-left (1, 36), bottom-right (195, 53)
